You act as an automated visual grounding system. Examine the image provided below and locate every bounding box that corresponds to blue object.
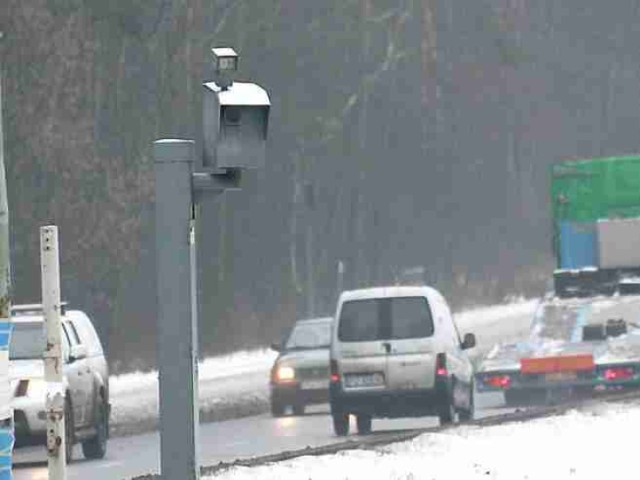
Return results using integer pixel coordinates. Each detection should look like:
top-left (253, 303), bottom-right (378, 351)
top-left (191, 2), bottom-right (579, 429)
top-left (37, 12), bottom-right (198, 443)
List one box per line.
top-left (0, 322), bottom-right (11, 351)
top-left (559, 221), bottom-right (597, 269)
top-left (0, 426), bottom-right (12, 479)
top-left (0, 322), bottom-right (13, 479)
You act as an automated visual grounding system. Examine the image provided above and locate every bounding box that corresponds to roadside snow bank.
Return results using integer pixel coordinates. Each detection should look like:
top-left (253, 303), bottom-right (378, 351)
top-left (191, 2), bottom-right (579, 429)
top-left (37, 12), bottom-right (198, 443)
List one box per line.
top-left (209, 400), bottom-right (638, 480)
top-left (109, 349), bottom-right (277, 436)
top-left (455, 298), bottom-right (539, 329)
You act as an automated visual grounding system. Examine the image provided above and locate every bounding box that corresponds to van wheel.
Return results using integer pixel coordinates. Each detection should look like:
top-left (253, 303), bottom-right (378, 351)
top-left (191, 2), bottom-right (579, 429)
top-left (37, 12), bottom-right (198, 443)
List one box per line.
top-left (332, 412), bottom-right (349, 436)
top-left (438, 381), bottom-right (456, 426)
top-left (82, 399), bottom-right (108, 460)
top-left (270, 399), bottom-right (285, 417)
top-left (458, 383), bottom-right (474, 422)
top-left (292, 402), bottom-right (305, 416)
top-left (356, 415), bottom-right (372, 435)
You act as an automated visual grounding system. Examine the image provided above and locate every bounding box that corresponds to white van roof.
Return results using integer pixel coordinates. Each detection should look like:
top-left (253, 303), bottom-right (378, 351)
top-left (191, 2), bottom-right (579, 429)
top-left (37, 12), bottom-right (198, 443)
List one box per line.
top-left (11, 308), bottom-right (86, 324)
top-left (339, 286), bottom-right (439, 302)
top-left (296, 316), bottom-right (333, 325)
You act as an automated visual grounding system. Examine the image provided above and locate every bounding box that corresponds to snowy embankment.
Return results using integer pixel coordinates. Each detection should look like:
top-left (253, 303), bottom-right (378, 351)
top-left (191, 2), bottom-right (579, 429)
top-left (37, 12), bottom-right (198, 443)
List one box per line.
top-left (208, 399), bottom-right (637, 480)
top-left (110, 349), bottom-right (278, 436)
top-left (109, 299), bottom-right (539, 437)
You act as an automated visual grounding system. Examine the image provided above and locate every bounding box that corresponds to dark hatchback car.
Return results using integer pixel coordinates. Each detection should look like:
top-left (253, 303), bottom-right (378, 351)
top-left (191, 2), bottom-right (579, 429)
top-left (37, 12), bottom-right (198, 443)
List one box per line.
top-left (270, 317), bottom-right (333, 416)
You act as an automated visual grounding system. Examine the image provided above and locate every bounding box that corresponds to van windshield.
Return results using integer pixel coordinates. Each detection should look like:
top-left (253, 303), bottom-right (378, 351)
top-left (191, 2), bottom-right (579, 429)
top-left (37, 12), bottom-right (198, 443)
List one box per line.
top-left (10, 322), bottom-right (45, 360)
top-left (338, 297), bottom-right (434, 342)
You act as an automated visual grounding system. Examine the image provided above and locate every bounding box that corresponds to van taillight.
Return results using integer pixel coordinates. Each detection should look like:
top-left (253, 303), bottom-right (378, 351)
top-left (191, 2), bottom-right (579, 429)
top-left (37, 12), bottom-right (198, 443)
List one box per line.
top-left (436, 353), bottom-right (447, 377)
top-left (330, 359), bottom-right (340, 383)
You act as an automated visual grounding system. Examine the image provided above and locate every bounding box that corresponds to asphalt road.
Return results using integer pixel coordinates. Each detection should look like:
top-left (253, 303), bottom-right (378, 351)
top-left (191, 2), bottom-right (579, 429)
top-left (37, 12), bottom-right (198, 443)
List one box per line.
top-left (12, 393), bottom-right (507, 480)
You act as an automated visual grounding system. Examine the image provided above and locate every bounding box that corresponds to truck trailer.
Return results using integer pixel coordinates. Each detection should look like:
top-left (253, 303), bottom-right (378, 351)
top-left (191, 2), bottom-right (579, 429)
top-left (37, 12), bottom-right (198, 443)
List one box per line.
top-left (476, 155), bottom-right (640, 405)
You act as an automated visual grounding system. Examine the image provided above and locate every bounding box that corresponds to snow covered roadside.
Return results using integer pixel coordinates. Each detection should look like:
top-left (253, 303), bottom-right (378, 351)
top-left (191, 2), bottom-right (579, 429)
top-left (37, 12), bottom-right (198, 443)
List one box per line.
top-left (208, 399), bottom-right (638, 480)
top-left (454, 298), bottom-right (539, 329)
top-left (109, 349), bottom-right (278, 436)
top-left (456, 299), bottom-right (539, 362)
top-left (108, 299), bottom-right (538, 437)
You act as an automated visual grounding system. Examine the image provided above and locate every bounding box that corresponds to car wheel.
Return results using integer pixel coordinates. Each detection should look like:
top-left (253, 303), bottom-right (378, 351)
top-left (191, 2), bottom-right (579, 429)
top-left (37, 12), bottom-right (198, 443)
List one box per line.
top-left (458, 383), bottom-right (474, 422)
top-left (438, 380), bottom-right (456, 426)
top-left (332, 411), bottom-right (349, 436)
top-left (270, 399), bottom-right (285, 417)
top-left (82, 398), bottom-right (108, 460)
top-left (64, 398), bottom-right (74, 464)
top-left (356, 414), bottom-right (372, 435)
top-left (292, 401), bottom-right (305, 416)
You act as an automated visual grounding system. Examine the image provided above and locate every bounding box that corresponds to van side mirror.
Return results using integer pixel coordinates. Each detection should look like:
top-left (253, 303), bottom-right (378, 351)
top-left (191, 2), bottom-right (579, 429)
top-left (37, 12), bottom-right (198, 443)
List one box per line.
top-left (270, 342), bottom-right (282, 353)
top-left (461, 333), bottom-right (476, 350)
top-left (69, 344), bottom-right (87, 363)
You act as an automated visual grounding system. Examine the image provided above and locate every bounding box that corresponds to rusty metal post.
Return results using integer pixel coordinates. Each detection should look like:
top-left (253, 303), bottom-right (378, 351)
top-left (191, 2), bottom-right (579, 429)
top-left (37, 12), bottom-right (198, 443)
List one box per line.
top-left (40, 226), bottom-right (67, 480)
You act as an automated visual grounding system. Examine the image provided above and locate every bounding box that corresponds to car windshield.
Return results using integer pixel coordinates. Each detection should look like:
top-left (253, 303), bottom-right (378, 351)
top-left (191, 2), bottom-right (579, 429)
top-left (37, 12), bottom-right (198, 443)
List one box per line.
top-left (10, 322), bottom-right (45, 360)
top-left (285, 321), bottom-right (331, 350)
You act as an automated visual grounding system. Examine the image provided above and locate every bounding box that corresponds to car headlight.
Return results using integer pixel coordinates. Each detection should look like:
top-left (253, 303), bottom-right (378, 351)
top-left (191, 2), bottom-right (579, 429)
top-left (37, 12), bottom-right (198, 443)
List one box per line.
top-left (276, 366), bottom-right (295, 382)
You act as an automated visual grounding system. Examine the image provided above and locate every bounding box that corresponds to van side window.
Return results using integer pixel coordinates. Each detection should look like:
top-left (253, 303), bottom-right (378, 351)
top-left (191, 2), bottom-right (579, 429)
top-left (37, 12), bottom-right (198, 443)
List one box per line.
top-left (71, 314), bottom-right (103, 356)
top-left (68, 322), bottom-right (82, 345)
top-left (62, 322), bottom-right (78, 347)
top-left (389, 297), bottom-right (434, 339)
top-left (60, 324), bottom-right (71, 361)
top-left (338, 299), bottom-right (380, 342)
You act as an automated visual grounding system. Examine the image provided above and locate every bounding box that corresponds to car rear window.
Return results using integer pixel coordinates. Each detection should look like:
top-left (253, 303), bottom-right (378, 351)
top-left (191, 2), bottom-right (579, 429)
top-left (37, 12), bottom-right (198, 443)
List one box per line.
top-left (338, 297), bottom-right (434, 342)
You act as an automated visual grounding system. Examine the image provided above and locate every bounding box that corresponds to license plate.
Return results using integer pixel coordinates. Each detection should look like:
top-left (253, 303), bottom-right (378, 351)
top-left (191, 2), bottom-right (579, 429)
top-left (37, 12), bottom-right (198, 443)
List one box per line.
top-left (545, 371), bottom-right (577, 382)
top-left (301, 379), bottom-right (327, 390)
top-left (344, 372), bottom-right (385, 388)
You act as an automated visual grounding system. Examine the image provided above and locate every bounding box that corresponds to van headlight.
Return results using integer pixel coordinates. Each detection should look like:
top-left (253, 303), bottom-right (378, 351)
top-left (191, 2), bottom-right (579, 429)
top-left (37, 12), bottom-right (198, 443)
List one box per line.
top-left (276, 366), bottom-right (295, 382)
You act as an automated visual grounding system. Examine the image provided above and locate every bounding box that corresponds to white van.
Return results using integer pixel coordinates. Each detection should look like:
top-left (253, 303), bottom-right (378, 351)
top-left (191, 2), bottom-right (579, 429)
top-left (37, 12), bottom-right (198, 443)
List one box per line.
top-left (329, 286), bottom-right (476, 436)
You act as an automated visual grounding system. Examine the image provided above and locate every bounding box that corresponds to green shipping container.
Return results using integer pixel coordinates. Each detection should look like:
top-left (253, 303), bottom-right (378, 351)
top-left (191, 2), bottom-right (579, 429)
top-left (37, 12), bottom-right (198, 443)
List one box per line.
top-left (551, 155), bottom-right (640, 222)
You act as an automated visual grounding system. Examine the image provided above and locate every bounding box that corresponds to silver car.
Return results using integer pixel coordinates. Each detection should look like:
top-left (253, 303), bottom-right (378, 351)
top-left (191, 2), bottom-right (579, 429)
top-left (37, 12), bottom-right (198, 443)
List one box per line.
top-left (10, 304), bottom-right (110, 462)
top-left (270, 317), bottom-right (333, 416)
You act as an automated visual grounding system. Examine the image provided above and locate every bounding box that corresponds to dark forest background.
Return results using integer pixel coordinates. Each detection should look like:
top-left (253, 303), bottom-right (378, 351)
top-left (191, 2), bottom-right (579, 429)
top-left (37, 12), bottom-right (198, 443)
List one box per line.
top-left (2, 1), bottom-right (639, 372)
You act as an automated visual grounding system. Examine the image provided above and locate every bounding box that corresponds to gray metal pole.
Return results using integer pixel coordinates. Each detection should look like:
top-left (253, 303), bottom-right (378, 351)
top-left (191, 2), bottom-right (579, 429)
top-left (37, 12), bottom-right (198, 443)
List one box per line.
top-left (0, 30), bottom-right (14, 480)
top-left (0, 30), bottom-right (10, 317)
top-left (336, 260), bottom-right (345, 301)
top-left (305, 221), bottom-right (315, 318)
top-left (154, 139), bottom-right (200, 480)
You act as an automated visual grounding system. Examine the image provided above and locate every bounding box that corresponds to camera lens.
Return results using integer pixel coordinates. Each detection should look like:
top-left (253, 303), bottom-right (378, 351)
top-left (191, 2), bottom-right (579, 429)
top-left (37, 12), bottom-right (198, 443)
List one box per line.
top-left (224, 107), bottom-right (241, 125)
